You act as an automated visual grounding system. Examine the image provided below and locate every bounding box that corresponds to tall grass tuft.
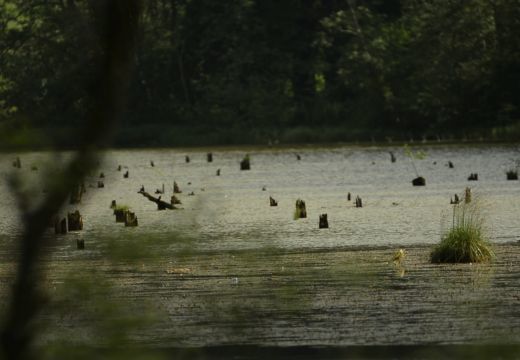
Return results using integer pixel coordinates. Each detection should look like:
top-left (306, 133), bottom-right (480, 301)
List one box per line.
top-left (431, 195), bottom-right (494, 263)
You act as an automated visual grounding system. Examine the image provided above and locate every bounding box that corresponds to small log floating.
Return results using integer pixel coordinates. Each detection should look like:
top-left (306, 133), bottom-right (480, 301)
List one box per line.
top-left (139, 191), bottom-right (175, 210)
top-left (269, 196), bottom-right (278, 206)
top-left (319, 214), bottom-right (328, 229)
top-left (294, 199), bottom-right (307, 219)
top-left (355, 196), bottom-right (363, 208)
top-left (67, 210), bottom-right (83, 231)
top-left (125, 211), bottom-right (138, 226)
top-left (412, 177), bottom-right (426, 186)
top-left (468, 173), bottom-right (478, 181)
top-left (240, 154), bottom-right (250, 170)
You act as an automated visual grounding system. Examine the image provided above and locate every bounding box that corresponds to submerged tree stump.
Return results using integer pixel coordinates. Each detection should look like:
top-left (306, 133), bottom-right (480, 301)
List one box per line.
top-left (114, 208), bottom-right (128, 222)
top-left (448, 161), bottom-right (454, 168)
top-left (67, 211), bottom-right (83, 231)
top-left (150, 160), bottom-right (155, 167)
top-left (173, 181), bottom-right (182, 193)
top-left (269, 196), bottom-right (278, 206)
top-left (296, 154), bottom-right (301, 161)
top-left (412, 177), bottom-right (426, 186)
top-left (12, 157), bottom-right (21, 168)
top-left (355, 196), bottom-right (363, 208)
top-left (240, 154), bottom-right (250, 170)
top-left (77, 239), bottom-right (85, 250)
top-left (468, 173), bottom-right (478, 181)
top-left (450, 194), bottom-right (460, 204)
top-left (464, 187), bottom-right (472, 203)
top-left (125, 211), bottom-right (138, 226)
top-left (185, 155), bottom-right (190, 163)
top-left (171, 195), bottom-right (182, 205)
top-left (294, 199), bottom-right (307, 219)
top-left (347, 192), bottom-right (351, 201)
top-left (506, 170), bottom-right (518, 180)
top-left (124, 171), bottom-right (129, 178)
top-left (97, 181), bottom-right (104, 188)
top-left (55, 218), bottom-right (67, 234)
top-left (389, 151), bottom-right (396, 163)
top-left (117, 165), bottom-right (122, 171)
top-left (216, 168), bottom-right (221, 176)
top-left (99, 172), bottom-right (105, 178)
top-left (319, 214), bottom-right (329, 229)
top-left (207, 153), bottom-right (213, 162)
top-left (110, 200), bottom-right (117, 209)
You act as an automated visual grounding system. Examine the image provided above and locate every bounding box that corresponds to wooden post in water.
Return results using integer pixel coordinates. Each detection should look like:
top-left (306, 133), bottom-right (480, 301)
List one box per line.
top-left (355, 196), bottom-right (363, 208)
top-left (347, 192), bottom-right (351, 201)
top-left (207, 153), bottom-right (213, 162)
top-left (294, 199), bottom-right (307, 219)
top-left (389, 152), bottom-right (396, 163)
top-left (185, 155), bottom-right (190, 163)
top-left (319, 214), bottom-right (328, 229)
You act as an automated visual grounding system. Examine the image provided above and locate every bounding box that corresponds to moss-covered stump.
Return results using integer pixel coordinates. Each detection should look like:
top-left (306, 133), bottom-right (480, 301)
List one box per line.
top-left (125, 211), bottom-right (138, 227)
top-left (269, 196), bottom-right (278, 206)
top-left (319, 214), bottom-right (328, 228)
top-left (67, 211), bottom-right (83, 231)
top-left (412, 176), bottom-right (426, 186)
top-left (240, 154), bottom-right (250, 170)
top-left (294, 199), bottom-right (307, 219)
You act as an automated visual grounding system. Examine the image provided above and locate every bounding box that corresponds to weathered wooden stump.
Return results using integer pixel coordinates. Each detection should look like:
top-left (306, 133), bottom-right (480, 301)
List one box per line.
top-left (207, 153), bottom-right (213, 162)
top-left (99, 172), bottom-right (105, 178)
top-left (506, 170), bottom-right (518, 180)
top-left (450, 194), bottom-right (460, 204)
top-left (171, 195), bottom-right (182, 205)
top-left (464, 187), bottom-right (472, 203)
top-left (412, 176), bottom-right (426, 186)
top-left (125, 211), bottom-right (138, 226)
top-left (240, 154), bottom-right (250, 170)
top-left (448, 161), bottom-right (454, 168)
top-left (269, 196), bottom-right (278, 206)
top-left (296, 154), bottom-right (301, 161)
top-left (173, 181), bottom-right (182, 193)
top-left (294, 199), bottom-right (307, 219)
top-left (124, 171), bottom-right (129, 178)
top-left (468, 173), bottom-right (478, 181)
top-left (216, 168), bottom-right (221, 176)
top-left (319, 214), bottom-right (328, 229)
top-left (150, 160), bottom-right (155, 167)
top-left (76, 239), bottom-right (85, 250)
top-left (70, 184), bottom-right (83, 204)
top-left (97, 181), bottom-right (104, 188)
top-left (55, 218), bottom-right (67, 234)
top-left (355, 196), bottom-right (363, 208)
top-left (389, 151), bottom-right (396, 163)
top-left (114, 208), bottom-right (128, 222)
top-left (67, 211), bottom-right (83, 231)
top-left (185, 155), bottom-right (190, 163)
top-left (110, 200), bottom-right (117, 209)
top-left (347, 192), bottom-right (351, 201)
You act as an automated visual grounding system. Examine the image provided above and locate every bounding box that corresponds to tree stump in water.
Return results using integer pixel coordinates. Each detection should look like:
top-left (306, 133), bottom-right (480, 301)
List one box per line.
top-left (294, 199), bottom-right (307, 219)
top-left (171, 195), bottom-right (182, 205)
top-left (12, 157), bottom-right (21, 168)
top-left (55, 218), bottom-right (67, 234)
top-left (448, 161), bottom-right (454, 168)
top-left (31, 165), bottom-right (38, 171)
top-left (125, 211), bottom-right (138, 226)
top-left (117, 165), bottom-right (122, 171)
top-left (389, 152), bottom-right (396, 163)
top-left (468, 173), bottom-right (478, 181)
top-left (185, 155), bottom-right (190, 163)
top-left (173, 181), bottom-right (182, 193)
top-left (114, 208), bottom-right (128, 222)
top-left (464, 187), bottom-right (472, 203)
top-left (355, 196), bottom-right (363, 208)
top-left (319, 214), bottom-right (328, 229)
top-left (207, 153), bottom-right (213, 162)
top-left (240, 154), bottom-right (250, 170)
top-left (347, 192), bottom-right (351, 201)
top-left (269, 196), bottom-right (278, 206)
top-left (506, 170), bottom-right (518, 180)
top-left (67, 211), bottom-right (83, 231)
top-left (99, 172), bottom-right (105, 178)
top-left (296, 154), bottom-right (301, 161)
top-left (110, 200), bottom-right (117, 209)
top-left (450, 194), bottom-right (460, 204)
top-left (76, 239), bottom-right (85, 250)
top-left (70, 184), bottom-right (83, 204)
top-left (216, 168), bottom-right (221, 176)
top-left (124, 171), bottom-right (129, 178)
top-left (150, 160), bottom-right (154, 167)
top-left (412, 177), bottom-right (426, 186)
top-left (97, 181), bottom-right (104, 188)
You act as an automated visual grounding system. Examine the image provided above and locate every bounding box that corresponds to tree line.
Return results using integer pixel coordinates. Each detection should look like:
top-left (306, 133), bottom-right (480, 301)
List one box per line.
top-left (1, 0), bottom-right (519, 147)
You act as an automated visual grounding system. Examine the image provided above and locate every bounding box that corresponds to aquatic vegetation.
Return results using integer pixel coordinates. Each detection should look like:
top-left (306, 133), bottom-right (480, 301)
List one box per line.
top-left (431, 195), bottom-right (494, 263)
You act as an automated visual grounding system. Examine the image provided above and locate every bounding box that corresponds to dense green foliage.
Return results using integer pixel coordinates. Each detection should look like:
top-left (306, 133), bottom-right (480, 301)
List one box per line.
top-left (1, 0), bottom-right (519, 147)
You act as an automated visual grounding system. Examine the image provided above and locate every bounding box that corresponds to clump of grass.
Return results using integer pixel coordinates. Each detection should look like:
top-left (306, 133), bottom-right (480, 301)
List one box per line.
top-left (431, 196), bottom-right (494, 263)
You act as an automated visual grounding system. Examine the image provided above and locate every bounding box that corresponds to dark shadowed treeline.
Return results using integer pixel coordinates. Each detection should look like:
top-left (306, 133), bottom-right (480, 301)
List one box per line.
top-left (1, 0), bottom-right (519, 147)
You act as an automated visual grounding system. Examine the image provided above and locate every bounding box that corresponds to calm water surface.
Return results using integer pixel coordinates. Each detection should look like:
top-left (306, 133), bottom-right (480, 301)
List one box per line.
top-left (1, 144), bottom-right (519, 251)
